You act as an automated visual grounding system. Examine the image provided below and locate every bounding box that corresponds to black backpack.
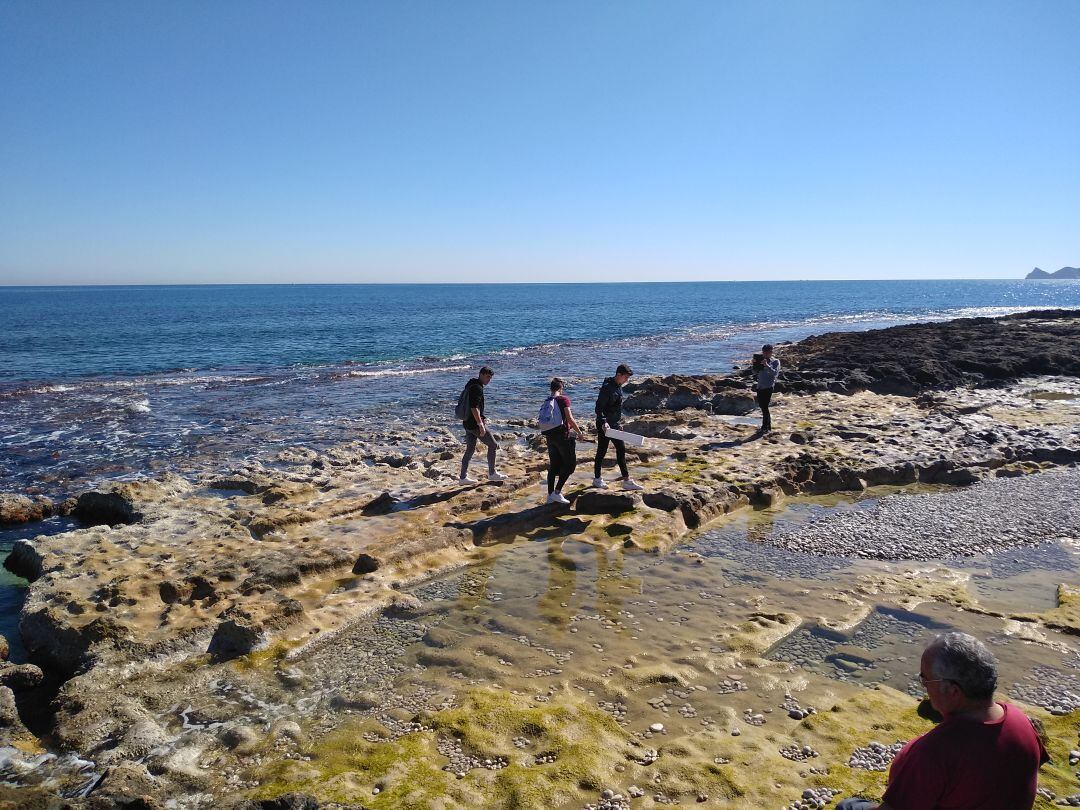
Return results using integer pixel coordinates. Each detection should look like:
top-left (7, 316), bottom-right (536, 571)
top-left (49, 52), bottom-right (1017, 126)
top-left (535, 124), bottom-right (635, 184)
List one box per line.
top-left (454, 384), bottom-right (470, 420)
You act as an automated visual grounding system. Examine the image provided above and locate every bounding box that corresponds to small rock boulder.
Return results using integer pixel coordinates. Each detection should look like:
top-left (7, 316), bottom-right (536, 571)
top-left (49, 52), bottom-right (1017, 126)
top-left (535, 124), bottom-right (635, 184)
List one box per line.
top-left (235, 795), bottom-right (320, 810)
top-left (0, 662), bottom-right (44, 692)
top-left (383, 593), bottom-right (423, 618)
top-left (710, 393), bottom-right (757, 415)
top-left (0, 493), bottom-right (52, 525)
top-left (270, 719), bottom-right (305, 744)
top-left (642, 492), bottom-right (681, 512)
top-left (574, 492), bottom-right (640, 515)
top-left (219, 724), bottom-right (262, 755)
top-left (207, 616), bottom-right (267, 661)
top-left (353, 553), bottom-right (380, 574)
top-left (0, 686), bottom-right (23, 730)
top-left (362, 492), bottom-right (399, 515)
top-left (87, 762), bottom-right (163, 810)
top-left (75, 490), bottom-right (142, 525)
top-left (330, 691), bottom-right (381, 711)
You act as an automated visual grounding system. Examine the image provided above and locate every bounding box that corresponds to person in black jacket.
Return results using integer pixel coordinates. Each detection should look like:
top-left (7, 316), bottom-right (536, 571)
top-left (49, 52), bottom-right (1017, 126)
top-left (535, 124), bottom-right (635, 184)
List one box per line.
top-left (459, 366), bottom-right (506, 483)
top-left (592, 363), bottom-right (643, 491)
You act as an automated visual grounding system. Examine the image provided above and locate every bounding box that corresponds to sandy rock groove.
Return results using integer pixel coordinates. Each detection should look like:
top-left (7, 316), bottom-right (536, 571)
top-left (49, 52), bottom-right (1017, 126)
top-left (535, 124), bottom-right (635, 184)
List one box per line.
top-left (2, 309), bottom-right (1080, 808)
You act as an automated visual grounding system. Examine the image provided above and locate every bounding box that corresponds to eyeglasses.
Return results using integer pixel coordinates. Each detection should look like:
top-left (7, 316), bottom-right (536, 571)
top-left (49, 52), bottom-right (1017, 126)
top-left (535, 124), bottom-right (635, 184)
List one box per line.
top-left (918, 673), bottom-right (956, 686)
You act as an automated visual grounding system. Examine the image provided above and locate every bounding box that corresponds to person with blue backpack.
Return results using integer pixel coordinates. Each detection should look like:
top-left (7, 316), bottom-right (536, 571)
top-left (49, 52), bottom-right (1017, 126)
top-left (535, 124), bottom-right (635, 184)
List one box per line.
top-left (538, 377), bottom-right (582, 504)
top-left (455, 366), bottom-right (506, 484)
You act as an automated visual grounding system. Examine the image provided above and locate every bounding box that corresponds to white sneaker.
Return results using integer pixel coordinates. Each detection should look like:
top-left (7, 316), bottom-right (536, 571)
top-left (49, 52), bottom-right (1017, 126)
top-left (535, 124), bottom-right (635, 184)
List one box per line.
top-left (459, 475), bottom-right (477, 484)
top-left (546, 491), bottom-right (570, 505)
top-left (488, 471), bottom-right (507, 481)
top-left (591, 477), bottom-right (608, 489)
top-left (621, 478), bottom-right (644, 491)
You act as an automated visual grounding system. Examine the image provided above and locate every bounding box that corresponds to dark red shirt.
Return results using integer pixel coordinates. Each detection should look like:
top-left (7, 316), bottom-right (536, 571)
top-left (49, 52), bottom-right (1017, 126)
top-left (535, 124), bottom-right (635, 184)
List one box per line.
top-left (553, 395), bottom-right (571, 437)
top-left (882, 702), bottom-right (1047, 810)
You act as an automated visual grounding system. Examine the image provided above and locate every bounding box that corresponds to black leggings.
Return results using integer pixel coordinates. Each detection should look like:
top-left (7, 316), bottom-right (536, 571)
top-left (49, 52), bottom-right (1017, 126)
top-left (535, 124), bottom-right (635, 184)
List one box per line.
top-left (546, 432), bottom-right (577, 493)
top-left (593, 422), bottom-right (628, 479)
top-left (757, 388), bottom-right (773, 430)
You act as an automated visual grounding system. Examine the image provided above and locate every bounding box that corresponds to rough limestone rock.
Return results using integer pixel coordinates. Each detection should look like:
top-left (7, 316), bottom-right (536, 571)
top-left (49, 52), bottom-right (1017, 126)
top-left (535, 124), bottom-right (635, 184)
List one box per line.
top-left (624, 374), bottom-right (753, 413)
top-left (382, 592), bottom-right (423, 618)
top-left (75, 490), bottom-right (143, 525)
top-left (0, 686), bottom-right (22, 729)
top-left (352, 553), bottom-right (380, 574)
top-left (19, 606), bottom-right (106, 675)
top-left (269, 719), bottom-right (305, 743)
top-left (2, 539), bottom-right (50, 581)
top-left (777, 309), bottom-right (1080, 396)
top-left (0, 493), bottom-right (52, 525)
top-left (574, 491), bottom-right (640, 515)
top-left (88, 762), bottom-right (164, 810)
top-left (0, 662), bottom-right (44, 691)
top-left (75, 475), bottom-right (194, 526)
top-left (208, 615), bottom-right (269, 661)
top-left (362, 491), bottom-right (399, 515)
top-left (233, 795), bottom-right (320, 810)
top-left (0, 634), bottom-right (7, 662)
top-left (219, 724), bottom-right (262, 755)
top-left (642, 492), bottom-right (681, 512)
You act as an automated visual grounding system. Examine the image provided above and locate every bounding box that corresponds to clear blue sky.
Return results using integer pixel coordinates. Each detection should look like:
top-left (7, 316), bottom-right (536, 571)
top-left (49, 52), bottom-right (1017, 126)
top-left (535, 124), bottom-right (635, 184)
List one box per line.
top-left (1, 1), bottom-right (1077, 284)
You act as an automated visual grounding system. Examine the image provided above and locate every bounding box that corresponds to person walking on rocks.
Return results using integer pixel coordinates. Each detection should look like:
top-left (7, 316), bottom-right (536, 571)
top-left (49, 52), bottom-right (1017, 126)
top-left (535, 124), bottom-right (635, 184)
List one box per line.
top-left (753, 344), bottom-right (781, 433)
top-left (458, 366), bottom-right (506, 484)
top-left (592, 363), bottom-right (643, 491)
top-left (540, 377), bottom-right (581, 505)
top-left (837, 632), bottom-right (1048, 810)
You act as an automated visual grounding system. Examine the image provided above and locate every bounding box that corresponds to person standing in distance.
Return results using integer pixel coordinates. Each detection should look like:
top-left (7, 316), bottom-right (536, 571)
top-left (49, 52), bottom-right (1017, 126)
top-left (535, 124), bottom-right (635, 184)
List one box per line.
top-left (459, 366), bottom-right (506, 484)
top-left (592, 363), bottom-right (643, 491)
top-left (754, 344), bottom-right (781, 433)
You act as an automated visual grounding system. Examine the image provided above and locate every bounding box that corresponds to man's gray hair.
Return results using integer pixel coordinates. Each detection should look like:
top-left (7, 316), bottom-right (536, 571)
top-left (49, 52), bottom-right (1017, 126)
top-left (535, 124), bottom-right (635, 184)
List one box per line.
top-left (926, 632), bottom-right (998, 700)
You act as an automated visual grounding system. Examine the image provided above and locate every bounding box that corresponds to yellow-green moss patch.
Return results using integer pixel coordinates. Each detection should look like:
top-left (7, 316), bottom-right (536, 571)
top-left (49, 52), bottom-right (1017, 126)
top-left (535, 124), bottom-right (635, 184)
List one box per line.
top-left (1038, 584), bottom-right (1080, 634)
top-left (231, 639), bottom-right (292, 673)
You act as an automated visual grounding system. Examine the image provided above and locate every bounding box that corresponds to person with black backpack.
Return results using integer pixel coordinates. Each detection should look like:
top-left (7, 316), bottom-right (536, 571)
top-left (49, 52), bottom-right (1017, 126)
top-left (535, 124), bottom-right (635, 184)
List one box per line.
top-left (538, 377), bottom-right (581, 505)
top-left (592, 363), bottom-right (643, 491)
top-left (456, 366), bottom-right (506, 484)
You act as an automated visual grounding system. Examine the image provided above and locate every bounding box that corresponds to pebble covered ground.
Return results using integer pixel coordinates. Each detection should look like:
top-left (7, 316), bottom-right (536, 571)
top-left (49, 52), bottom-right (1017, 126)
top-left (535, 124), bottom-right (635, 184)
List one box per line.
top-left (768, 467), bottom-right (1080, 560)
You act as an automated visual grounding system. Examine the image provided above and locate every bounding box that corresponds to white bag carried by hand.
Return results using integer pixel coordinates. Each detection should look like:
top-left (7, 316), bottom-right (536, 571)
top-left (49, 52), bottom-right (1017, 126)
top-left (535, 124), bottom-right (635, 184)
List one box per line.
top-left (603, 427), bottom-right (647, 447)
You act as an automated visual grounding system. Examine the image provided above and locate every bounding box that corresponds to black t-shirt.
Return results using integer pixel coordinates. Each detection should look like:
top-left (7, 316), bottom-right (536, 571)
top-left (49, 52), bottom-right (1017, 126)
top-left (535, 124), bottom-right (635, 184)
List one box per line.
top-left (463, 378), bottom-right (485, 430)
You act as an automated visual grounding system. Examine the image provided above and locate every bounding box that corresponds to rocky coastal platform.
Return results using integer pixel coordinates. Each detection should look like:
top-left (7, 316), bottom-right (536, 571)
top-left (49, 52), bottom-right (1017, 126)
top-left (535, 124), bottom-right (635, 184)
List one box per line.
top-left (2, 310), bottom-right (1079, 809)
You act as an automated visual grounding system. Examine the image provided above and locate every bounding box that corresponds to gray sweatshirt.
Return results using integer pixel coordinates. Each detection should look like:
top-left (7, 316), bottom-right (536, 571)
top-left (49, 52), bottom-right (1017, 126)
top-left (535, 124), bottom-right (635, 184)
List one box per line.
top-left (757, 358), bottom-right (781, 390)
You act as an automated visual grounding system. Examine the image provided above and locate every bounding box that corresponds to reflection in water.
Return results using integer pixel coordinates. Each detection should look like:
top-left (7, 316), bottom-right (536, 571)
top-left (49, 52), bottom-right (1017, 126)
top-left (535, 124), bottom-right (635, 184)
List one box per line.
top-left (539, 541), bottom-right (578, 630)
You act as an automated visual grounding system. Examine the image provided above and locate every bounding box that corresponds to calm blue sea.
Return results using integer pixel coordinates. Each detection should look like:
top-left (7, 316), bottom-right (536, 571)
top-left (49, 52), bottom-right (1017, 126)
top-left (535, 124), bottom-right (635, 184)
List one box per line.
top-left (3, 280), bottom-right (1080, 495)
top-left (2, 279), bottom-right (1080, 659)
top-left (5, 281), bottom-right (1079, 382)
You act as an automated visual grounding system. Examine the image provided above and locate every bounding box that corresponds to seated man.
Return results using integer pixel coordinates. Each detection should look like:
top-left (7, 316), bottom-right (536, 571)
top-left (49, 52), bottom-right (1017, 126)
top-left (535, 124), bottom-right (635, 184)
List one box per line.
top-left (839, 632), bottom-right (1048, 810)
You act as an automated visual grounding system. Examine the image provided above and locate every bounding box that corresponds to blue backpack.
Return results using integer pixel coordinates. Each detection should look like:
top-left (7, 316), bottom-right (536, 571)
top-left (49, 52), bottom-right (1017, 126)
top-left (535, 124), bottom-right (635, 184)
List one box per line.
top-left (537, 396), bottom-right (563, 432)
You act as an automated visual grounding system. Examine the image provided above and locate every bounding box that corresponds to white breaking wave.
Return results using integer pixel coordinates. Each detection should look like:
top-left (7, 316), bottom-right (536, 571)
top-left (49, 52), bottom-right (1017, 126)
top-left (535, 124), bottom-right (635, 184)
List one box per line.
top-left (122, 398), bottom-right (151, 415)
top-left (341, 364), bottom-right (470, 379)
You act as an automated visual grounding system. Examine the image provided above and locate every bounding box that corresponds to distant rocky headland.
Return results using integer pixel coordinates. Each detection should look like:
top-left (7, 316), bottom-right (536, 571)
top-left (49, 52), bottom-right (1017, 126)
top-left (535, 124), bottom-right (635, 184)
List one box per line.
top-left (1027, 266), bottom-right (1080, 279)
top-left (2, 309), bottom-right (1079, 809)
